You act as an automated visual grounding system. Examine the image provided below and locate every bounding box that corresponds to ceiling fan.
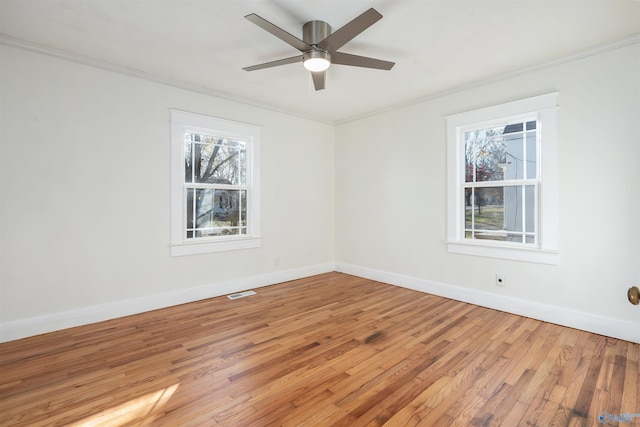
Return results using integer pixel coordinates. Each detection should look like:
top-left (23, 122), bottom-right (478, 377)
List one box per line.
top-left (243, 8), bottom-right (395, 91)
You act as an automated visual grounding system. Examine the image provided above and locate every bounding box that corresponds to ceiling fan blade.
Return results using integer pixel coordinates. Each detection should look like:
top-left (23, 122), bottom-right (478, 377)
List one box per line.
top-left (317, 8), bottom-right (382, 52)
top-left (332, 52), bottom-right (395, 70)
top-left (245, 14), bottom-right (310, 52)
top-left (311, 71), bottom-right (326, 91)
top-left (243, 55), bottom-right (303, 71)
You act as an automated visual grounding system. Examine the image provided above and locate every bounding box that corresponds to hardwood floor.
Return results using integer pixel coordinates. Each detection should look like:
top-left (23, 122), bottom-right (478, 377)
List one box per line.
top-left (0, 272), bottom-right (638, 426)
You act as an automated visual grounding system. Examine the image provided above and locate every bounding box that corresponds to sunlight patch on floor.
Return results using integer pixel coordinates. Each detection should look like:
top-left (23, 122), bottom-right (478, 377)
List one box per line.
top-left (70, 383), bottom-right (179, 426)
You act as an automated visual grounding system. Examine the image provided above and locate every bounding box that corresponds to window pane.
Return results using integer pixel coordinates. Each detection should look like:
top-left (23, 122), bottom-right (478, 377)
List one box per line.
top-left (504, 130), bottom-right (524, 180)
top-left (465, 186), bottom-right (505, 240)
top-left (525, 185), bottom-right (535, 233)
top-left (238, 149), bottom-right (247, 187)
top-left (504, 186), bottom-right (522, 234)
top-left (195, 189), bottom-right (215, 229)
top-left (504, 123), bottom-right (523, 133)
top-left (464, 188), bottom-right (473, 232)
top-left (186, 188), bottom-right (195, 238)
top-left (186, 189), bottom-right (247, 238)
top-left (464, 128), bottom-right (507, 182)
top-left (185, 134), bottom-right (246, 185)
top-left (239, 190), bottom-right (247, 235)
top-left (184, 139), bottom-right (193, 183)
top-left (473, 187), bottom-right (504, 231)
top-left (526, 131), bottom-right (537, 179)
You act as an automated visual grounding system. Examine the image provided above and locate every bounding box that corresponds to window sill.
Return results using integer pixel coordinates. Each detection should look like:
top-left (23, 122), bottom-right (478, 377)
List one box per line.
top-left (447, 240), bottom-right (558, 265)
top-left (171, 236), bottom-right (261, 256)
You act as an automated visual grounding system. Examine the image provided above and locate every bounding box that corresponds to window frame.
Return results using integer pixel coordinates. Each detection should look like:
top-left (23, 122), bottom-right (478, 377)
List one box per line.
top-left (446, 93), bottom-right (559, 264)
top-left (170, 109), bottom-right (261, 256)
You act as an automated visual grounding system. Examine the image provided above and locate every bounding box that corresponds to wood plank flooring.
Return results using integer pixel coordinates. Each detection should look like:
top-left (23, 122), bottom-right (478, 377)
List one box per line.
top-left (0, 272), bottom-right (638, 426)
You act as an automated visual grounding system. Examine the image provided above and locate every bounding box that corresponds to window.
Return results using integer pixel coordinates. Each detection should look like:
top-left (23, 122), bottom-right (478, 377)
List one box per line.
top-left (446, 93), bottom-right (558, 264)
top-left (464, 120), bottom-right (538, 244)
top-left (170, 110), bottom-right (261, 256)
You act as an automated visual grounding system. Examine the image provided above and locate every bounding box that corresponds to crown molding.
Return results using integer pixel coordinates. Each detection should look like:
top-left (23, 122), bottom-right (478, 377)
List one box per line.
top-left (2, 32), bottom-right (638, 126)
top-left (336, 32), bottom-right (640, 125)
top-left (0, 35), bottom-right (333, 125)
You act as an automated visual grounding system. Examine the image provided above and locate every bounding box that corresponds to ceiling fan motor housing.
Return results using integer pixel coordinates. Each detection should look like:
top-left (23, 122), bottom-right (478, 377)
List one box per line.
top-left (303, 20), bottom-right (331, 46)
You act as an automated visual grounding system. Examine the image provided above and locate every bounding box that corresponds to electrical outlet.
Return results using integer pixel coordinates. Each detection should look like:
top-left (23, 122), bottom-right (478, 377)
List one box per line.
top-left (496, 273), bottom-right (505, 287)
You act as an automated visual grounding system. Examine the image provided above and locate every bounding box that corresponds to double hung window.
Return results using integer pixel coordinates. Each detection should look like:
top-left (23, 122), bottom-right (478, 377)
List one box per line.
top-left (464, 119), bottom-right (538, 244)
top-left (446, 93), bottom-right (558, 264)
top-left (170, 110), bottom-right (261, 256)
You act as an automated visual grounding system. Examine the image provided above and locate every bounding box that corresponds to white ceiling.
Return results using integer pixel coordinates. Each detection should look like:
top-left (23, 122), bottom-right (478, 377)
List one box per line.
top-left (1, 0), bottom-right (638, 123)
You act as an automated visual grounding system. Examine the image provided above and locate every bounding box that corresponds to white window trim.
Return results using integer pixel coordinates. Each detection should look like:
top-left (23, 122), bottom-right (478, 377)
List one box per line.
top-left (170, 109), bottom-right (261, 256)
top-left (446, 93), bottom-right (559, 264)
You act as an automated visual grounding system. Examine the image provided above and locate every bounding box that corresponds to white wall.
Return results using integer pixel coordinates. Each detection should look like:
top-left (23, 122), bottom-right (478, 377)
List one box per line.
top-left (2, 41), bottom-right (639, 343)
top-left (335, 43), bottom-right (640, 342)
top-left (0, 45), bottom-right (335, 339)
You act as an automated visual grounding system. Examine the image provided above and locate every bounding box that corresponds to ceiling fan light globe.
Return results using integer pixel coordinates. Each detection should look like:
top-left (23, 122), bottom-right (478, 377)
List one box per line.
top-left (304, 58), bottom-right (330, 72)
top-left (303, 51), bottom-right (331, 72)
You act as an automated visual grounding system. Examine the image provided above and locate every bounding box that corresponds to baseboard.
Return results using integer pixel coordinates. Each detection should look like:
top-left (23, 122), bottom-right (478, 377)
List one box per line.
top-left (4, 262), bottom-right (637, 344)
top-left (336, 262), bottom-right (640, 344)
top-left (0, 262), bottom-right (335, 343)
